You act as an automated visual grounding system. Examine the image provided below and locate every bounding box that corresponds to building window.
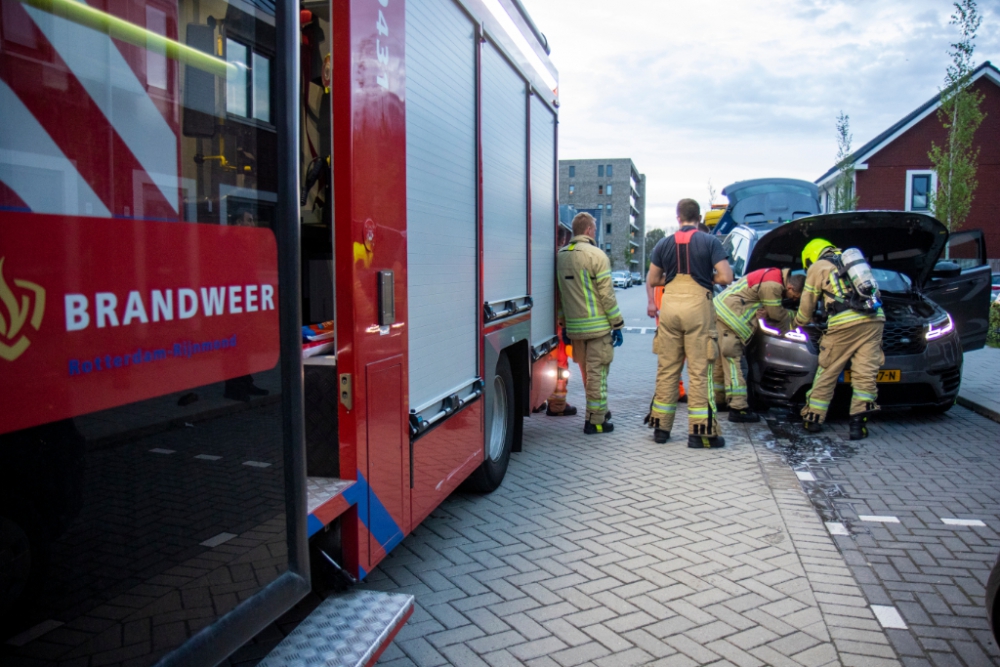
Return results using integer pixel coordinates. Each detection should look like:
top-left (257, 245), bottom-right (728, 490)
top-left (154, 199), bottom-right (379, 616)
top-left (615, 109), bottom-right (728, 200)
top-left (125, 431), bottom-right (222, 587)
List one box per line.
top-left (905, 170), bottom-right (936, 212)
top-left (606, 164), bottom-right (613, 177)
top-left (607, 204), bottom-right (612, 213)
top-left (606, 223), bottom-right (612, 234)
top-left (606, 184), bottom-right (613, 196)
top-left (568, 185), bottom-right (575, 195)
top-left (568, 165), bottom-right (575, 178)
top-left (911, 175), bottom-right (930, 210)
top-left (605, 243), bottom-right (611, 251)
top-left (598, 185), bottom-right (604, 195)
top-left (227, 39), bottom-right (273, 122)
top-left (598, 165), bottom-right (604, 177)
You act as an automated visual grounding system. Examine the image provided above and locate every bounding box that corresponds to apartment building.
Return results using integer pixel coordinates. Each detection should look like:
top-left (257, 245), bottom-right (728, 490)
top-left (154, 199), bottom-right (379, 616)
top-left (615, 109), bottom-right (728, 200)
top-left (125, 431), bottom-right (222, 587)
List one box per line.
top-left (559, 158), bottom-right (646, 272)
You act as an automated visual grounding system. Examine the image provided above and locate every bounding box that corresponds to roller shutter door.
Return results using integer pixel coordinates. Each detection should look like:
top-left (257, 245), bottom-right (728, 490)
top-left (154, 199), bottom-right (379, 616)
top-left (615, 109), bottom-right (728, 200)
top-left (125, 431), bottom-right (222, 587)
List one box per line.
top-left (405, 0), bottom-right (478, 412)
top-left (530, 96), bottom-right (557, 346)
top-left (481, 42), bottom-right (527, 306)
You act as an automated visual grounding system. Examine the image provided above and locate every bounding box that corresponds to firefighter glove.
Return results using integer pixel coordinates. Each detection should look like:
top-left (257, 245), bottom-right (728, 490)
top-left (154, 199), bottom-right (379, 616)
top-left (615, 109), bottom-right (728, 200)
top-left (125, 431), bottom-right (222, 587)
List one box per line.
top-left (611, 329), bottom-right (623, 348)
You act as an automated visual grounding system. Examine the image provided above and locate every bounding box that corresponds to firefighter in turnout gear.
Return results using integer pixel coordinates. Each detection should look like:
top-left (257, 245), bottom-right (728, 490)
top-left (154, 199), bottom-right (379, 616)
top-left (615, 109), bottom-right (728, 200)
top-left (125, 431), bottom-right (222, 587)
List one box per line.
top-left (556, 213), bottom-right (624, 434)
top-left (715, 268), bottom-right (805, 423)
top-left (795, 239), bottom-right (885, 440)
top-left (645, 199), bottom-right (733, 448)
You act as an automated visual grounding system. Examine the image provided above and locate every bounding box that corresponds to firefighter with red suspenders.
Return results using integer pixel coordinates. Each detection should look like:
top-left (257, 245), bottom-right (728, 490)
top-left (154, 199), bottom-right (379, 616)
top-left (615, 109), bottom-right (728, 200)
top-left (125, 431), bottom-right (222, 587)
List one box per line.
top-left (644, 199), bottom-right (733, 447)
top-left (714, 268), bottom-right (805, 422)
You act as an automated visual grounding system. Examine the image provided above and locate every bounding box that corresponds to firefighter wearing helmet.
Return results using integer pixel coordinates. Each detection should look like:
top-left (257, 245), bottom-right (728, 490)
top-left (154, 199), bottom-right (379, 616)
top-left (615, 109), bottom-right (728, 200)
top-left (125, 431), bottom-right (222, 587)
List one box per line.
top-left (556, 212), bottom-right (625, 434)
top-left (644, 199), bottom-right (733, 448)
top-left (795, 238), bottom-right (885, 440)
top-left (713, 268), bottom-right (806, 422)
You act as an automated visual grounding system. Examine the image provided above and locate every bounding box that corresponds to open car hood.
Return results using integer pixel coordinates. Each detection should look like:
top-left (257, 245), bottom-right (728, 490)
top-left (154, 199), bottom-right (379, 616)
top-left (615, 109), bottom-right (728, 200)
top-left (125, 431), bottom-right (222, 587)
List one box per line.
top-left (746, 211), bottom-right (948, 287)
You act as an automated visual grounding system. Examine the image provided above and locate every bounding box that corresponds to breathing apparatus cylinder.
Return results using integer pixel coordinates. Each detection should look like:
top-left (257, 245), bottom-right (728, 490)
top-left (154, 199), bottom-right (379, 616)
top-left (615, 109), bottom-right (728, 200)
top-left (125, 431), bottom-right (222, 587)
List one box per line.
top-left (840, 248), bottom-right (882, 311)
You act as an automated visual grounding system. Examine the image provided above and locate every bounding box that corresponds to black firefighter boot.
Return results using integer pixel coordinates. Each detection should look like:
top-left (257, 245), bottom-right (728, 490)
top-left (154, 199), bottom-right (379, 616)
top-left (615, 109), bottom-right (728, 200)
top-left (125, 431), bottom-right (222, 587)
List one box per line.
top-left (584, 419), bottom-right (614, 434)
top-left (728, 408), bottom-right (760, 423)
top-left (849, 415), bottom-right (869, 440)
top-left (688, 434), bottom-right (726, 449)
top-left (643, 403), bottom-right (668, 443)
top-left (803, 413), bottom-right (823, 433)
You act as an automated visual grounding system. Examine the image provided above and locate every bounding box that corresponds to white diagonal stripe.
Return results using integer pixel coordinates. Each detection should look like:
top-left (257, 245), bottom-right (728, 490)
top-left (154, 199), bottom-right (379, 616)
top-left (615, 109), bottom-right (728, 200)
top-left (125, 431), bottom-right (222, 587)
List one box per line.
top-left (859, 515), bottom-right (900, 523)
top-left (871, 605), bottom-right (908, 629)
top-left (24, 5), bottom-right (179, 213)
top-left (825, 521), bottom-right (849, 536)
top-left (941, 518), bottom-right (986, 527)
top-left (0, 79), bottom-right (110, 217)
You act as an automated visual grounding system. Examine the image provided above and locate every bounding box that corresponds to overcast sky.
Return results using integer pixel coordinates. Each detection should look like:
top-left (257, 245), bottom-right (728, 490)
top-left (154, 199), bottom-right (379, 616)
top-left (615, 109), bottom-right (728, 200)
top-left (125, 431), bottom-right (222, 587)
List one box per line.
top-left (526, 0), bottom-right (1000, 231)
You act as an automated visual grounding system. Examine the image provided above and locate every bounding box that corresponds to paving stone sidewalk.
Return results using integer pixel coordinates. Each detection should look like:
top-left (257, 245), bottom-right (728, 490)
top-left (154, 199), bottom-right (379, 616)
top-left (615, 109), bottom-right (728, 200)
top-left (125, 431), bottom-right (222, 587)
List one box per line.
top-left (957, 348), bottom-right (1000, 423)
top-left (363, 344), bottom-right (901, 667)
top-left (762, 405), bottom-right (1000, 667)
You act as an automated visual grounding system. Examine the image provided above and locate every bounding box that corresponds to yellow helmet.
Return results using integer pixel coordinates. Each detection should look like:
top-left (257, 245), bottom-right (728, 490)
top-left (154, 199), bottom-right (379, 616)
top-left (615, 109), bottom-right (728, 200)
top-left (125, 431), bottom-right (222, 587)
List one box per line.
top-left (802, 238), bottom-right (834, 268)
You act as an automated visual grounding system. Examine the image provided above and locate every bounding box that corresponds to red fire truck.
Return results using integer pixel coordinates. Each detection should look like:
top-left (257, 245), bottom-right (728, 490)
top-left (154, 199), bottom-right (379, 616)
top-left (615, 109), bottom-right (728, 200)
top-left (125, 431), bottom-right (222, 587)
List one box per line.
top-left (0, 0), bottom-right (560, 662)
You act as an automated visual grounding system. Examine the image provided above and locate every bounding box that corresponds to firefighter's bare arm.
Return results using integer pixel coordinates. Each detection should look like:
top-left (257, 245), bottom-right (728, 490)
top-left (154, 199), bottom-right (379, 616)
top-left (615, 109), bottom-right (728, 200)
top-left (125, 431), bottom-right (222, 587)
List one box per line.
top-left (646, 263), bottom-right (666, 318)
top-left (713, 260), bottom-right (734, 286)
top-left (595, 261), bottom-right (624, 328)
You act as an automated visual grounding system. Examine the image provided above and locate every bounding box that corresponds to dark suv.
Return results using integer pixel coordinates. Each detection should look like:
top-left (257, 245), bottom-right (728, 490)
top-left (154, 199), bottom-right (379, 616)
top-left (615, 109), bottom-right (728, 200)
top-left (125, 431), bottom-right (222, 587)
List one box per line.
top-left (722, 211), bottom-right (991, 413)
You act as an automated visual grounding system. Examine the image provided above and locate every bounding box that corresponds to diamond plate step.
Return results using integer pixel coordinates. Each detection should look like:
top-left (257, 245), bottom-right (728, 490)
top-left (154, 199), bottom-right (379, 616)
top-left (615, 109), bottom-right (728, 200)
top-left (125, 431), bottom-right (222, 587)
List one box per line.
top-left (259, 590), bottom-right (413, 667)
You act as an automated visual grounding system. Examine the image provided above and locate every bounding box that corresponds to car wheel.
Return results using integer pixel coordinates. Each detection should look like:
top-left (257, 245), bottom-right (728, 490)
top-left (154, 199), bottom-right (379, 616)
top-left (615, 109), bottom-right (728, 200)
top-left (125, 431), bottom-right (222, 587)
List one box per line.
top-left (987, 552), bottom-right (1000, 648)
top-left (462, 354), bottom-right (516, 493)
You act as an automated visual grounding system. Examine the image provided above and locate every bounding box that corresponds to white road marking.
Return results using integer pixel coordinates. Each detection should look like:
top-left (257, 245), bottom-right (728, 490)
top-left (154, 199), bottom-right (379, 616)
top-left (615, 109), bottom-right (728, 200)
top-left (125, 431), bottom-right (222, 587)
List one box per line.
top-left (200, 532), bottom-right (237, 548)
top-left (194, 454), bottom-right (222, 461)
top-left (149, 448), bottom-right (175, 454)
top-left (826, 522), bottom-right (850, 536)
top-left (859, 515), bottom-right (900, 523)
top-left (6, 620), bottom-right (64, 647)
top-left (795, 471), bottom-right (816, 481)
top-left (941, 518), bottom-right (986, 527)
top-left (871, 605), bottom-right (908, 629)
top-left (243, 461), bottom-right (272, 468)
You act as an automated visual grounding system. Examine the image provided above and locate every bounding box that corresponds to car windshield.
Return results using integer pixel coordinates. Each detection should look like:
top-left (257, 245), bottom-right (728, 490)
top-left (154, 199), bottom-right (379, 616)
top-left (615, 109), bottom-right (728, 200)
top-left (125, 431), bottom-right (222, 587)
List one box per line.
top-left (872, 269), bottom-right (912, 293)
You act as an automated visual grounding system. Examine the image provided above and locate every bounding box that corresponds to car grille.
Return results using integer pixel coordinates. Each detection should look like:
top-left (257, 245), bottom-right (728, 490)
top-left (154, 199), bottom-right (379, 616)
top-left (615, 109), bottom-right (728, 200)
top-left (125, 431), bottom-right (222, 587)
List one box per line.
top-left (881, 323), bottom-right (926, 355)
top-left (760, 367), bottom-right (809, 394)
top-left (929, 366), bottom-right (962, 393)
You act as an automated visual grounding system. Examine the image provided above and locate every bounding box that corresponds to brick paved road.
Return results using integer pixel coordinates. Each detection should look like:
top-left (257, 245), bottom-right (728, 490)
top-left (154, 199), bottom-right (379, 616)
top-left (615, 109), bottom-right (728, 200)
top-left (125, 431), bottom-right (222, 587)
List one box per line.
top-left (361, 333), bottom-right (901, 667)
top-left (762, 404), bottom-right (1000, 667)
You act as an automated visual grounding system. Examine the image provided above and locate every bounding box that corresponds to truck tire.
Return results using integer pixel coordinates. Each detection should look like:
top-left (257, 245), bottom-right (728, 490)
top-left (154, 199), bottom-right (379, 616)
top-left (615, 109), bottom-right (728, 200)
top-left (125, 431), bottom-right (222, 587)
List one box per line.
top-left (463, 353), bottom-right (516, 493)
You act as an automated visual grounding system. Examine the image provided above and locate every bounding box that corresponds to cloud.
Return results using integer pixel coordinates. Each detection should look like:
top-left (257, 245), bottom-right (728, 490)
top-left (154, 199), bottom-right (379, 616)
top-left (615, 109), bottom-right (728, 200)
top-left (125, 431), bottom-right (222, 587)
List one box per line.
top-left (525, 0), bottom-right (1000, 229)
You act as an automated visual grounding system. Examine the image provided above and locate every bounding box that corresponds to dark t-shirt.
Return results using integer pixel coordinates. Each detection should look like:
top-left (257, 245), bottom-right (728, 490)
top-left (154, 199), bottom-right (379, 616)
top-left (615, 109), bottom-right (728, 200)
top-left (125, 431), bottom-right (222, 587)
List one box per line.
top-left (650, 226), bottom-right (728, 291)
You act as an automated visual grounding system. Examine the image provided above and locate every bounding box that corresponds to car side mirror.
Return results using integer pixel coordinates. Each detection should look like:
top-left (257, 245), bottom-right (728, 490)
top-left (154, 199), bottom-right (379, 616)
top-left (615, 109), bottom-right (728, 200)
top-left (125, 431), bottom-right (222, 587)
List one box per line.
top-left (932, 261), bottom-right (961, 279)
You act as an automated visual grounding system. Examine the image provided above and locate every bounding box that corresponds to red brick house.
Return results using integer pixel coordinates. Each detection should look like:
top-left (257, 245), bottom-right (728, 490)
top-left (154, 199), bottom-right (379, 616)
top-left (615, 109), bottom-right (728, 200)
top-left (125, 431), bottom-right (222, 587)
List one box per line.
top-left (816, 61), bottom-right (1000, 259)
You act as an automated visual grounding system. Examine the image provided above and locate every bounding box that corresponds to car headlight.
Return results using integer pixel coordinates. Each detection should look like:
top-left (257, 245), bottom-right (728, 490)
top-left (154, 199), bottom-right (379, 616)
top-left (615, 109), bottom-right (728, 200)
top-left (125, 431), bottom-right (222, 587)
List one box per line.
top-left (759, 319), bottom-right (809, 343)
top-left (926, 313), bottom-right (954, 340)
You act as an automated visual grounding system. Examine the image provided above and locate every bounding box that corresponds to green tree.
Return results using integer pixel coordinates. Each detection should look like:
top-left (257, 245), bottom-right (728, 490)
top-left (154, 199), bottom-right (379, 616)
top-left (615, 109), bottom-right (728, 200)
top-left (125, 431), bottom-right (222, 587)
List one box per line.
top-left (832, 111), bottom-right (859, 212)
top-left (929, 0), bottom-right (985, 232)
top-left (644, 228), bottom-right (665, 272)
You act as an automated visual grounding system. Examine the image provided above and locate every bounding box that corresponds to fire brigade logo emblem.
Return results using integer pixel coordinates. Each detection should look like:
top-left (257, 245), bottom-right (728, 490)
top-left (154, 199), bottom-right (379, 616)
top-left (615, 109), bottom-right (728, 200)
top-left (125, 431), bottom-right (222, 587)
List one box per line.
top-left (0, 257), bottom-right (46, 362)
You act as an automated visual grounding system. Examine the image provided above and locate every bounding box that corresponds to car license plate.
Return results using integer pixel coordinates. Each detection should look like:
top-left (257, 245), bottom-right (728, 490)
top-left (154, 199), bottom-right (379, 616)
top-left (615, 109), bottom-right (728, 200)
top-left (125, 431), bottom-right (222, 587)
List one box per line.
top-left (840, 370), bottom-right (901, 383)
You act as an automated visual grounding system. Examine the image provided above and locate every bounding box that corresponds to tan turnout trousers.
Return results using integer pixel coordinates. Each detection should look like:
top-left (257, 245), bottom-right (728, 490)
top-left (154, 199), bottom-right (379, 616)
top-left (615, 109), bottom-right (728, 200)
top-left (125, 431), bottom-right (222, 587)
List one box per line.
top-left (802, 320), bottom-right (885, 423)
top-left (651, 274), bottom-right (720, 435)
top-left (572, 334), bottom-right (614, 424)
top-left (716, 320), bottom-right (750, 411)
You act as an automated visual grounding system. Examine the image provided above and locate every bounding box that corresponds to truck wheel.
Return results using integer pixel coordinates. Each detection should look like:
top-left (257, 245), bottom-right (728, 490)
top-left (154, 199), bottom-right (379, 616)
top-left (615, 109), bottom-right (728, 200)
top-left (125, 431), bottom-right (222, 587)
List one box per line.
top-left (463, 353), bottom-right (516, 493)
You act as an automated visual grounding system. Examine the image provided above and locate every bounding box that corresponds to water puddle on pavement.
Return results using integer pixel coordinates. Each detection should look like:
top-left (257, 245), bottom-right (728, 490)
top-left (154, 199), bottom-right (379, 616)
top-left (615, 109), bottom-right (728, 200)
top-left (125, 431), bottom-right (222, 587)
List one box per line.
top-left (760, 411), bottom-right (869, 533)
